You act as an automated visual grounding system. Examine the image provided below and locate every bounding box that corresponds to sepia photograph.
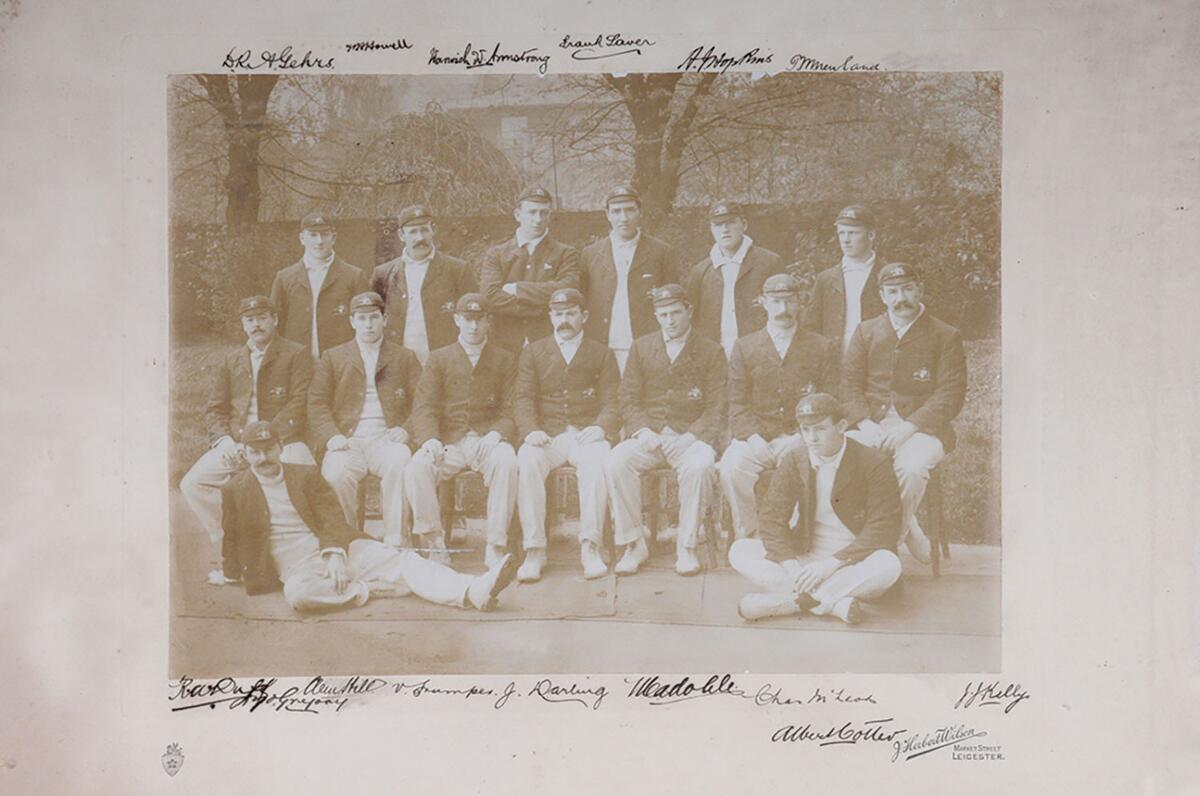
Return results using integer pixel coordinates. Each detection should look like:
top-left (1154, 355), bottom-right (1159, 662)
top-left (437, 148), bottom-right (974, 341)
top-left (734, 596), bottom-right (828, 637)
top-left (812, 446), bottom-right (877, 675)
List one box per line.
top-left (167, 70), bottom-right (1001, 676)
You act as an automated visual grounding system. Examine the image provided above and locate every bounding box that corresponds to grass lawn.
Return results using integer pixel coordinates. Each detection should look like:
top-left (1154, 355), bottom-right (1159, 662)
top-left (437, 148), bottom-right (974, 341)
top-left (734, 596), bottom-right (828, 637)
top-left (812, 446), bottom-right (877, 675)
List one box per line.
top-left (169, 336), bottom-right (1001, 544)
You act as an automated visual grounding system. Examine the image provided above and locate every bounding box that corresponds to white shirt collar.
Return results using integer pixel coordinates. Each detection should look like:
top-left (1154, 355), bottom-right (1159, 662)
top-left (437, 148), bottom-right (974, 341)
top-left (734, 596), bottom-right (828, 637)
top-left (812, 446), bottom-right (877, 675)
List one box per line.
top-left (555, 331), bottom-right (583, 348)
top-left (458, 336), bottom-right (486, 358)
top-left (841, 251), bottom-right (875, 274)
top-left (710, 235), bottom-right (753, 269)
top-left (808, 437), bottom-right (848, 471)
top-left (766, 322), bottom-right (797, 343)
top-left (662, 327), bottom-right (691, 348)
top-left (610, 230), bottom-right (641, 250)
top-left (356, 337), bottom-right (383, 360)
top-left (303, 252), bottom-right (335, 271)
top-left (253, 466), bottom-right (286, 487)
top-left (889, 303), bottom-right (926, 338)
top-left (247, 340), bottom-right (271, 357)
top-left (403, 247), bottom-right (435, 266)
top-left (516, 229), bottom-right (548, 250)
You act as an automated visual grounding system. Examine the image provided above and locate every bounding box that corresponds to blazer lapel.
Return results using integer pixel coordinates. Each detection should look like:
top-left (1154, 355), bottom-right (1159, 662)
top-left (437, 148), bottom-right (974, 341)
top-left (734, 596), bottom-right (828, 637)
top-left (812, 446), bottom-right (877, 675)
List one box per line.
top-left (734, 246), bottom-right (758, 287)
top-left (421, 252), bottom-right (448, 304)
top-left (282, 464), bottom-right (318, 532)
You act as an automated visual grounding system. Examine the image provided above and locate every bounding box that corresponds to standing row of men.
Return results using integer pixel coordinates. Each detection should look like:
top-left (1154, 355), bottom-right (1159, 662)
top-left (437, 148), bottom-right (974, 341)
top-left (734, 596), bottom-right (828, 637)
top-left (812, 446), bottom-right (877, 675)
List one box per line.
top-left (180, 188), bottom-right (967, 624)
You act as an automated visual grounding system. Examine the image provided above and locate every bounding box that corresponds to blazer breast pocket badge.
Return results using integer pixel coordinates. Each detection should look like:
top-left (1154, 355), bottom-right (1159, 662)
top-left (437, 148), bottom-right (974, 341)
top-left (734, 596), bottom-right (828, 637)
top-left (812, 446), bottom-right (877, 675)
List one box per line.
top-left (442, 300), bottom-right (455, 313)
top-left (486, 394), bottom-right (497, 406)
top-left (912, 367), bottom-right (932, 383)
top-left (688, 386), bottom-right (703, 401)
top-left (583, 386), bottom-right (596, 398)
top-left (269, 386), bottom-right (285, 397)
top-left (334, 304), bottom-right (347, 316)
top-left (800, 382), bottom-right (815, 396)
top-left (394, 386), bottom-right (406, 400)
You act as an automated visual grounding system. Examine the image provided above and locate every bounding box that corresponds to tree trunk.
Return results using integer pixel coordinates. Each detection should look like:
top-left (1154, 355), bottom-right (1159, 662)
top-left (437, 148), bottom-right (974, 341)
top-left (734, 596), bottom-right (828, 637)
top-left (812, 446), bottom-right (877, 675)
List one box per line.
top-left (194, 74), bottom-right (280, 231)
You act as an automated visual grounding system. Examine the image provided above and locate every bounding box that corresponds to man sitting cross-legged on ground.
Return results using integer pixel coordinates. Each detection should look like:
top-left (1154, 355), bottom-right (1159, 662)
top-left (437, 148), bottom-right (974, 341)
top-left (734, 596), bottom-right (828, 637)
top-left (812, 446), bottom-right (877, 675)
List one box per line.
top-left (728, 393), bottom-right (902, 624)
top-left (213, 421), bottom-right (520, 614)
top-left (513, 287), bottom-right (621, 582)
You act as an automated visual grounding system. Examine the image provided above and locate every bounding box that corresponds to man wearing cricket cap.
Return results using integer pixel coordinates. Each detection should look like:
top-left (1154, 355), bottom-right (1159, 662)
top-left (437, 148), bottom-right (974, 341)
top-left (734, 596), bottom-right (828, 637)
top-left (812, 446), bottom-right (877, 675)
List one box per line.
top-left (606, 283), bottom-right (728, 576)
top-left (307, 291), bottom-right (422, 549)
top-left (729, 393), bottom-right (903, 624)
top-left (579, 185), bottom-right (679, 374)
top-left (479, 187), bottom-right (581, 351)
top-left (269, 211), bottom-right (370, 358)
top-left (181, 294), bottom-right (316, 544)
top-left (211, 420), bottom-right (520, 614)
top-left (513, 287), bottom-right (621, 581)
top-left (719, 273), bottom-right (839, 540)
top-left (842, 262), bottom-right (967, 563)
top-left (685, 199), bottom-right (786, 357)
top-left (805, 204), bottom-right (887, 352)
top-left (407, 293), bottom-right (520, 568)
top-left (371, 204), bottom-right (478, 365)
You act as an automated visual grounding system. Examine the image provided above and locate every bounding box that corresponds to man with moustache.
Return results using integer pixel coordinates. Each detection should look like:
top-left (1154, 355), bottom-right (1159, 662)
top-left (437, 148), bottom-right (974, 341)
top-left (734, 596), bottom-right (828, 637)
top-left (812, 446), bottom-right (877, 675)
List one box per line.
top-left (270, 212), bottom-right (370, 358)
top-left (181, 295), bottom-right (315, 546)
top-left (370, 204), bottom-right (478, 365)
top-left (479, 187), bottom-right (581, 351)
top-left (805, 205), bottom-right (887, 352)
top-left (605, 284), bottom-right (728, 577)
top-left (513, 288), bottom-right (621, 581)
top-left (718, 273), bottom-right (839, 541)
top-left (686, 200), bottom-right (786, 357)
top-left (842, 263), bottom-right (967, 563)
top-left (307, 292), bottom-right (422, 549)
top-left (406, 294), bottom-right (520, 568)
top-left (729, 394), bottom-right (903, 624)
top-left (579, 185), bottom-right (678, 374)
top-left (213, 420), bottom-right (520, 614)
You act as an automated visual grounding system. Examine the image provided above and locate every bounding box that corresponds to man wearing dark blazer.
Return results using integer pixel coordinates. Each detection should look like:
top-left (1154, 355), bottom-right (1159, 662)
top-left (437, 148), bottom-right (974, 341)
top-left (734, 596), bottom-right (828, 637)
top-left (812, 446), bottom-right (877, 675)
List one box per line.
top-left (605, 284), bottom-right (728, 577)
top-left (728, 394), bottom-right (903, 624)
top-left (686, 200), bottom-right (786, 357)
top-left (406, 294), bottom-right (520, 568)
top-left (308, 292), bottom-right (422, 549)
top-left (269, 211), bottom-right (370, 358)
top-left (843, 262), bottom-right (968, 564)
top-left (718, 274), bottom-right (839, 541)
top-left (513, 288), bottom-right (621, 582)
top-left (181, 295), bottom-right (315, 544)
top-left (804, 205), bottom-right (887, 352)
top-left (213, 420), bottom-right (519, 614)
top-left (579, 185), bottom-right (678, 373)
top-left (370, 204), bottom-right (478, 365)
top-left (479, 187), bottom-right (581, 352)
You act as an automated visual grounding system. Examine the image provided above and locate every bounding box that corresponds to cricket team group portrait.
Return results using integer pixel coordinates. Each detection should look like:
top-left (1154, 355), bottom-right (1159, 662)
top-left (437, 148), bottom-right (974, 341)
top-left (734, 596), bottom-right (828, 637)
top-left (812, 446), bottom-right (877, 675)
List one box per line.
top-left (168, 71), bottom-right (1001, 674)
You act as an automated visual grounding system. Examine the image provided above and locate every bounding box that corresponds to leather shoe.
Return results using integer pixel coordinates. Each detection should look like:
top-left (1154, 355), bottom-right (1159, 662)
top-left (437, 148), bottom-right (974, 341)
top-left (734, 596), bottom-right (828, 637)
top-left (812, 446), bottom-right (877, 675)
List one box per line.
top-left (614, 537), bottom-right (649, 575)
top-left (467, 553), bottom-right (519, 611)
top-left (834, 596), bottom-right (864, 625)
top-left (581, 541), bottom-right (607, 579)
top-left (517, 548), bottom-right (546, 583)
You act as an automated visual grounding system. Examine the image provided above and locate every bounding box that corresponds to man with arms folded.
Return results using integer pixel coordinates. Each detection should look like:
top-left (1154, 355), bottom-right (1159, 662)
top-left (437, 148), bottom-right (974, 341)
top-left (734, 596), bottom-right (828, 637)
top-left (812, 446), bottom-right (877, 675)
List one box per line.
top-left (805, 204), bottom-right (887, 352)
top-left (479, 187), bottom-right (580, 351)
top-left (214, 421), bottom-right (520, 614)
top-left (605, 284), bottom-right (728, 577)
top-left (406, 294), bottom-right (520, 568)
top-left (718, 273), bottom-right (839, 541)
top-left (269, 211), bottom-right (370, 358)
top-left (686, 200), bottom-right (786, 358)
top-left (371, 204), bottom-right (478, 365)
top-left (307, 291), bottom-right (421, 549)
top-left (842, 262), bottom-right (968, 563)
top-left (513, 288), bottom-right (621, 582)
top-left (729, 394), bottom-right (902, 624)
top-left (181, 295), bottom-right (315, 546)
top-left (579, 185), bottom-right (678, 374)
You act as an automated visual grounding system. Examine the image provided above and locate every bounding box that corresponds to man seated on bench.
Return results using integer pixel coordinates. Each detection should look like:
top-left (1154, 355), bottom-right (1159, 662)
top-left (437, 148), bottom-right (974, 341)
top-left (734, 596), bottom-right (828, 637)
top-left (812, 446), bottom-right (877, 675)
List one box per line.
top-left (513, 287), bottom-right (621, 582)
top-left (605, 283), bottom-right (727, 577)
top-left (406, 293), bottom-right (519, 568)
top-left (728, 394), bottom-right (902, 624)
top-left (213, 421), bottom-right (520, 614)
